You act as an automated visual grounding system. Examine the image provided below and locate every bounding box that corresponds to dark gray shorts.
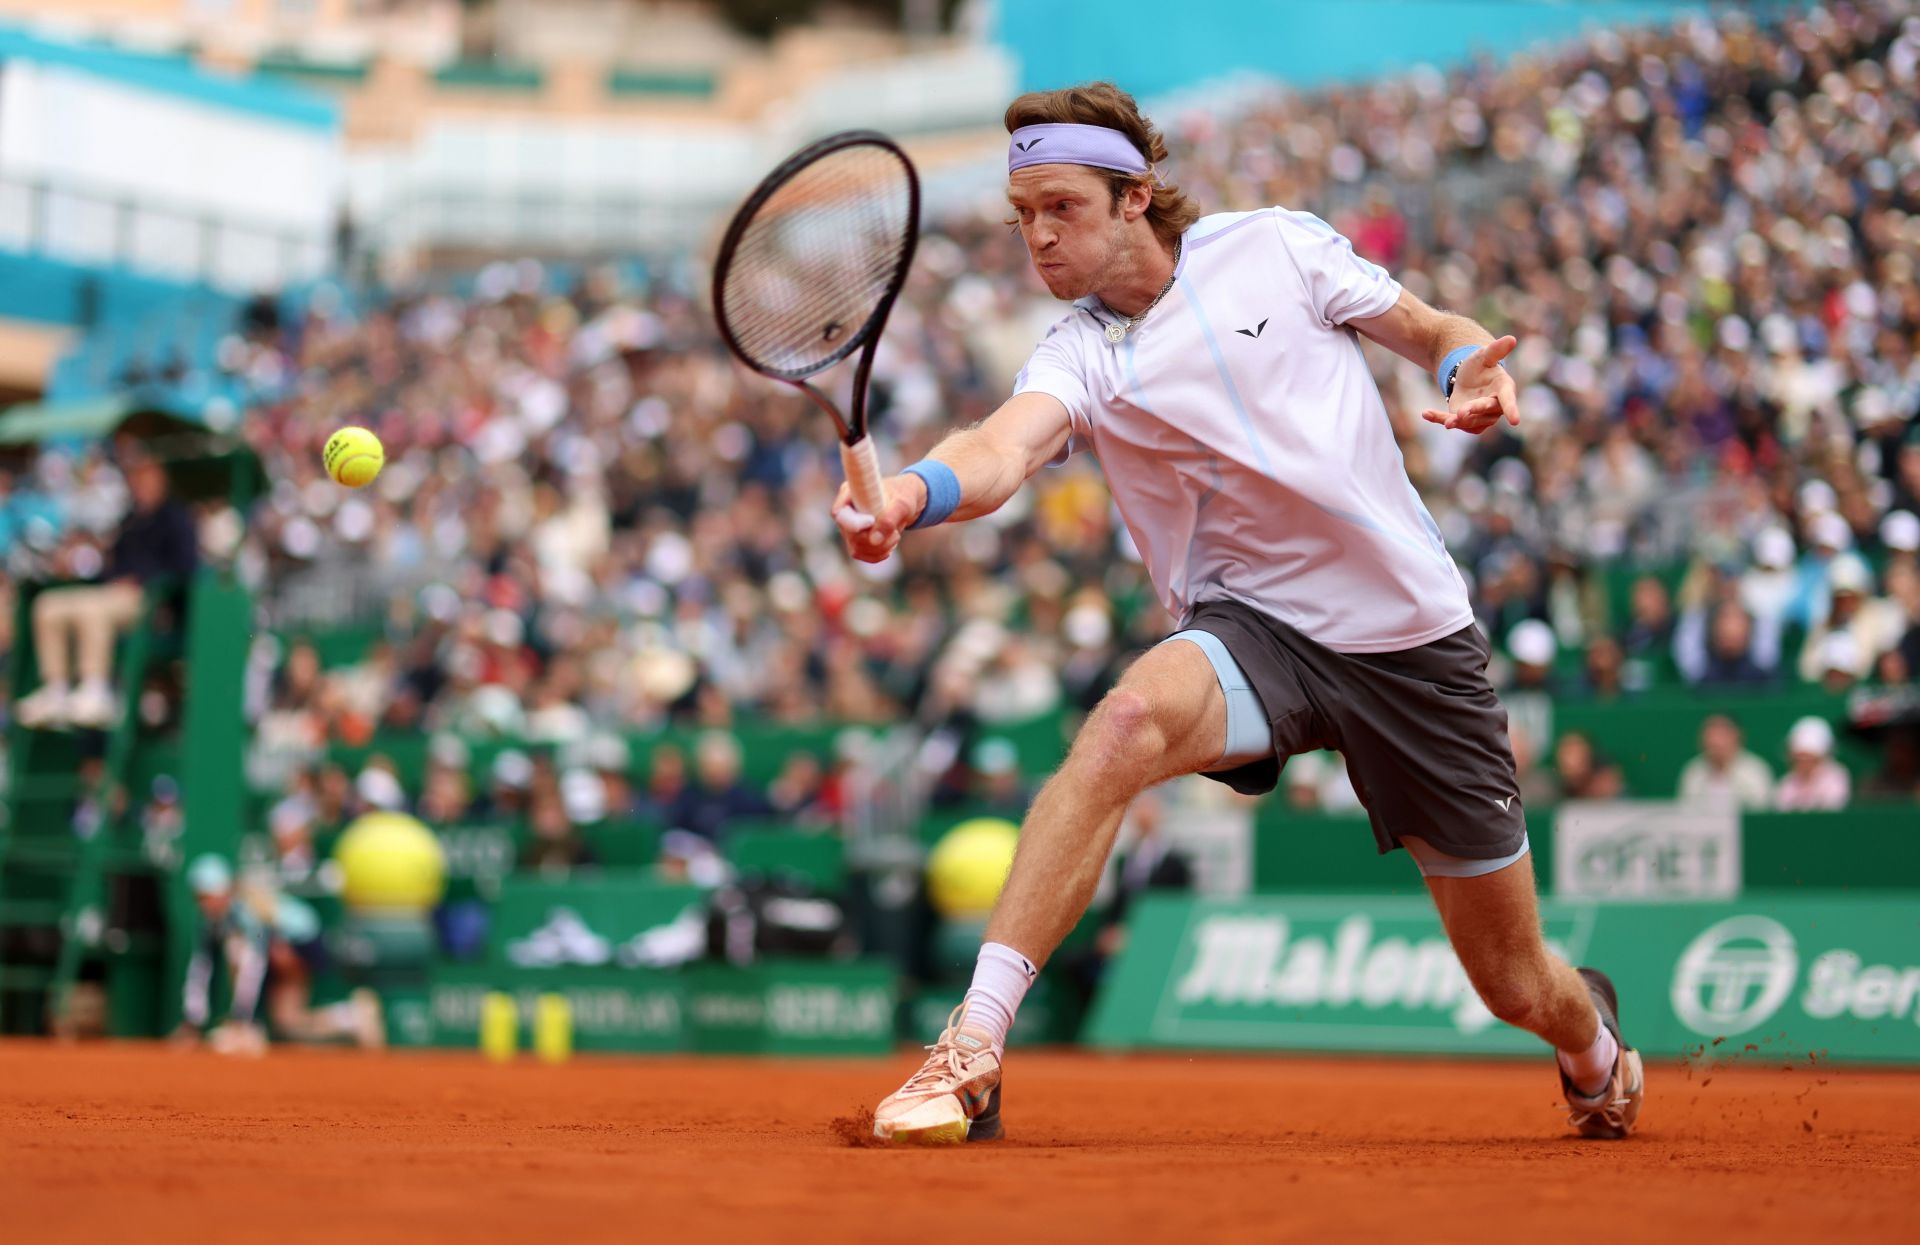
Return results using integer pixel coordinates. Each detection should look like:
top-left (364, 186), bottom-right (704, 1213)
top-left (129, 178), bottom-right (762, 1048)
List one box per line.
top-left (1181, 599), bottom-right (1527, 861)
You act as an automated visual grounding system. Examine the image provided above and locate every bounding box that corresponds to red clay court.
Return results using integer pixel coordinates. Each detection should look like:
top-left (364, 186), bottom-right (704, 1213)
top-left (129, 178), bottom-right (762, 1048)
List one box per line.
top-left (4, 1043), bottom-right (1916, 1243)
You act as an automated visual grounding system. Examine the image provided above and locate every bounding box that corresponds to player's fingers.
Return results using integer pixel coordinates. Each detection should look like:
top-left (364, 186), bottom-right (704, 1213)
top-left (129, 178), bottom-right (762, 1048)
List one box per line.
top-left (1421, 407), bottom-right (1453, 425)
top-left (835, 504), bottom-right (875, 534)
top-left (1458, 395), bottom-right (1502, 417)
top-left (1501, 387), bottom-right (1521, 426)
top-left (1477, 335), bottom-right (1517, 366)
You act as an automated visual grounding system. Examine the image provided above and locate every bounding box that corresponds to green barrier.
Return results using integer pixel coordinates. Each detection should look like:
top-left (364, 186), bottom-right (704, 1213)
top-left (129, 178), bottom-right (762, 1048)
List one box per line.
top-left (1252, 808), bottom-right (1556, 895)
top-left (1087, 893), bottom-right (1920, 1063)
top-left (432, 964), bottom-right (683, 1053)
top-left (684, 959), bottom-right (896, 1055)
top-left (429, 959), bottom-right (896, 1054)
top-left (1742, 809), bottom-right (1920, 890)
top-left (725, 829), bottom-right (845, 894)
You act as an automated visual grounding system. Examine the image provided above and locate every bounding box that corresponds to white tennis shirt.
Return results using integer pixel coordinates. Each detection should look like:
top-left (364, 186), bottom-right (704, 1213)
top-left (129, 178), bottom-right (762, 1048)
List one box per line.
top-left (1013, 208), bottom-right (1473, 653)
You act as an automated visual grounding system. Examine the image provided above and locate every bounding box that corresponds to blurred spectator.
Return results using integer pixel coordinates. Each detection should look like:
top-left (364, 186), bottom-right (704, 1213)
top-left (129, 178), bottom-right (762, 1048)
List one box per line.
top-left (518, 788), bottom-right (597, 877)
top-left (474, 749), bottom-right (535, 822)
top-left (17, 443), bottom-right (197, 729)
top-left (659, 731), bottom-right (773, 842)
top-left (1681, 602), bottom-right (1773, 689)
top-left (1503, 619), bottom-right (1557, 760)
top-left (1738, 529), bottom-right (1798, 666)
top-left (1551, 731), bottom-right (1624, 801)
top-left (417, 762), bottom-right (475, 825)
top-left (639, 743), bottom-right (689, 824)
top-left (585, 734), bottom-right (642, 819)
top-left (1677, 715), bottom-right (1772, 811)
top-left (769, 750), bottom-right (837, 827)
top-left (969, 737), bottom-right (1029, 816)
top-left (1577, 634), bottom-right (1627, 702)
top-left (1772, 717), bottom-right (1851, 812)
top-left (1282, 749), bottom-right (1363, 813)
top-left (1797, 555), bottom-right (1905, 685)
top-left (1860, 728), bottom-right (1920, 803)
top-left (1619, 576), bottom-right (1676, 689)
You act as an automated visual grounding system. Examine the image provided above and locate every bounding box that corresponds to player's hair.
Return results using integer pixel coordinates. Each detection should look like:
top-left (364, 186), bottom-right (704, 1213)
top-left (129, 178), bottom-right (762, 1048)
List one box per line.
top-left (1004, 82), bottom-right (1201, 247)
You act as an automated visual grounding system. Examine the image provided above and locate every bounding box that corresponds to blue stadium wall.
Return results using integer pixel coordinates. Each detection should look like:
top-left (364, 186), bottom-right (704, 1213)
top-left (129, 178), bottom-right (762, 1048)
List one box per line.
top-left (994, 0), bottom-right (1802, 97)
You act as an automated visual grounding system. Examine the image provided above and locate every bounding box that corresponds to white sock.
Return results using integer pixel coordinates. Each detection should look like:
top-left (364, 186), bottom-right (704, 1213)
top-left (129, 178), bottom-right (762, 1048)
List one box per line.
top-left (1557, 1011), bottom-right (1619, 1099)
top-left (961, 942), bottom-right (1038, 1054)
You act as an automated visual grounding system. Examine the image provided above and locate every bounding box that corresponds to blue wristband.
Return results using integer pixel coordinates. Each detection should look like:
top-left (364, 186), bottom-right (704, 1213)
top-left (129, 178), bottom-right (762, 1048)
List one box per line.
top-left (1437, 344), bottom-right (1481, 399)
top-left (902, 460), bottom-right (961, 529)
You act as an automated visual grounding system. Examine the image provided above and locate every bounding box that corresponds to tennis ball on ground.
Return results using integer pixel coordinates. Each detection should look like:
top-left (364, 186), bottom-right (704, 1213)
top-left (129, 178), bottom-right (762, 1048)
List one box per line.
top-left (324, 426), bottom-right (384, 488)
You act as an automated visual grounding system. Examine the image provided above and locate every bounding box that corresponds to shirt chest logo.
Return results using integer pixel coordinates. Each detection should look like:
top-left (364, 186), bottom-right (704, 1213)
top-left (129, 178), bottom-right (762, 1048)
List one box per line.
top-left (1234, 317), bottom-right (1269, 339)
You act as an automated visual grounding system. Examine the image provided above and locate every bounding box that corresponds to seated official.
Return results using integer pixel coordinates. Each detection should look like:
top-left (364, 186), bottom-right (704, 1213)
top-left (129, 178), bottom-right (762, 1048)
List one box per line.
top-left (17, 444), bottom-right (197, 730)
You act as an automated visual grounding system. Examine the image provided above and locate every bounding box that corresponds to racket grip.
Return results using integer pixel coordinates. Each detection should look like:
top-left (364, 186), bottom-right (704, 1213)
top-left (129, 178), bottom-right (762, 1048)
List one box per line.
top-left (841, 435), bottom-right (889, 519)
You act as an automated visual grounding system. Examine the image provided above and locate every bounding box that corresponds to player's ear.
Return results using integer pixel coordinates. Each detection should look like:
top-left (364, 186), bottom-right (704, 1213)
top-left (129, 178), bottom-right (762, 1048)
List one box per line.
top-left (1125, 178), bottom-right (1153, 221)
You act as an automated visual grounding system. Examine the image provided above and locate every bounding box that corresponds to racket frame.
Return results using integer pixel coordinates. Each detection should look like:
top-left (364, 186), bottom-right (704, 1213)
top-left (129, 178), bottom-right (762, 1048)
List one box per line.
top-left (711, 129), bottom-right (920, 518)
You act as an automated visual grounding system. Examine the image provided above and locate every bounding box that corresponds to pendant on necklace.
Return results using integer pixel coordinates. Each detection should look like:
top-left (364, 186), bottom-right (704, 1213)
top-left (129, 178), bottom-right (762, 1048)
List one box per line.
top-left (1105, 322), bottom-right (1127, 344)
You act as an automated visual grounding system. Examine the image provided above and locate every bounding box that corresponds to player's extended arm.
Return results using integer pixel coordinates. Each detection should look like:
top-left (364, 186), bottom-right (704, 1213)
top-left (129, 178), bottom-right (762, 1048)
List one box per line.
top-left (1351, 287), bottom-right (1518, 434)
top-left (833, 391), bottom-right (1071, 563)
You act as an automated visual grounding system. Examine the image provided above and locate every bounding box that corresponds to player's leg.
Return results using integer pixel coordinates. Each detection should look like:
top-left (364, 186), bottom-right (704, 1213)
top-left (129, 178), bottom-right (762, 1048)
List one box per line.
top-left (1418, 848), bottom-right (1644, 1138)
top-left (984, 636), bottom-right (1228, 963)
top-left (873, 639), bottom-right (1232, 1144)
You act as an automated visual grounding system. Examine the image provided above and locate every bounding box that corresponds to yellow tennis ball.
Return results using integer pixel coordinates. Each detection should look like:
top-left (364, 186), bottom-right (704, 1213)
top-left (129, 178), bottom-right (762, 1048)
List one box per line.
top-left (334, 812), bottom-right (446, 912)
top-left (927, 817), bottom-right (1019, 919)
top-left (324, 426), bottom-right (384, 488)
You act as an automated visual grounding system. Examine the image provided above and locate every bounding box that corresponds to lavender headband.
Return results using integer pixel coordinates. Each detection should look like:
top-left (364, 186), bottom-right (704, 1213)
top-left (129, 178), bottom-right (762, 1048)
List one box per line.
top-left (1007, 124), bottom-right (1150, 176)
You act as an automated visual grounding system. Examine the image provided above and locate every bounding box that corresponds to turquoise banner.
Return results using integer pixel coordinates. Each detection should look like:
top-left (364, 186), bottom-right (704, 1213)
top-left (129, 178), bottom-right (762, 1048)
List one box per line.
top-left (1087, 894), bottom-right (1920, 1063)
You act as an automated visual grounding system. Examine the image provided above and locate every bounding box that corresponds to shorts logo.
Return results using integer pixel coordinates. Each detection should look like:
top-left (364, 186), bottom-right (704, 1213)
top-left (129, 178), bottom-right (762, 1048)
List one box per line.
top-left (1670, 915), bottom-right (1799, 1035)
top-left (1494, 795), bottom-right (1514, 812)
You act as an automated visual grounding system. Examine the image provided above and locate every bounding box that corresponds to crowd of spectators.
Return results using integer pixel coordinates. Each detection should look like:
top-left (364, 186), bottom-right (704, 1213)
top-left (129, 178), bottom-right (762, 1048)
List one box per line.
top-left (5, 3), bottom-right (1920, 815)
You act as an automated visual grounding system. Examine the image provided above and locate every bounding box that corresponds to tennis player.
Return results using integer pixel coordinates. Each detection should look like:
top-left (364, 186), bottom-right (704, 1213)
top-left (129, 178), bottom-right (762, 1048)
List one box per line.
top-left (835, 83), bottom-right (1643, 1144)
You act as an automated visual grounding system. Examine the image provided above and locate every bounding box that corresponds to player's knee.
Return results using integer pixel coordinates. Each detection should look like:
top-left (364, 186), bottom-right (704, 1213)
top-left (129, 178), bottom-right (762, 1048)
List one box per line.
top-left (1073, 686), bottom-right (1165, 786)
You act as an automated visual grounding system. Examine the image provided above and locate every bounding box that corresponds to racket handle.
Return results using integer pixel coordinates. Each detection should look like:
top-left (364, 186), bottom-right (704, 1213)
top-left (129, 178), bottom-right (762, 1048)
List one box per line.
top-left (841, 435), bottom-right (889, 519)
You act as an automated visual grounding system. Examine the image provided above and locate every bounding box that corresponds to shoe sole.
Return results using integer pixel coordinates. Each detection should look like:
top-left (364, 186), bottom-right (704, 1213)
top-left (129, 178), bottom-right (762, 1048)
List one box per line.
top-left (873, 1086), bottom-right (1003, 1145)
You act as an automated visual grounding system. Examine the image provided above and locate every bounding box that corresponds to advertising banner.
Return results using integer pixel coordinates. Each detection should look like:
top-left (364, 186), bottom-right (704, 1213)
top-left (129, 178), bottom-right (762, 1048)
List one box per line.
top-left (1553, 801), bottom-right (1741, 900)
top-left (1087, 894), bottom-right (1920, 1063)
top-left (430, 959), bottom-right (896, 1055)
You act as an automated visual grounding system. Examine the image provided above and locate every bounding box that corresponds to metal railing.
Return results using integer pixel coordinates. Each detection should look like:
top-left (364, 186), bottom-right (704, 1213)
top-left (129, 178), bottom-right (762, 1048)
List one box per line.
top-left (0, 173), bottom-right (335, 294)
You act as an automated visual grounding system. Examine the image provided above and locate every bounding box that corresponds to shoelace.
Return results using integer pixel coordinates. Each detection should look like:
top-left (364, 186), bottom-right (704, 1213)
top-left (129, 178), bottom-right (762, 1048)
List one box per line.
top-left (1565, 1078), bottom-right (1630, 1130)
top-left (899, 1005), bottom-right (975, 1093)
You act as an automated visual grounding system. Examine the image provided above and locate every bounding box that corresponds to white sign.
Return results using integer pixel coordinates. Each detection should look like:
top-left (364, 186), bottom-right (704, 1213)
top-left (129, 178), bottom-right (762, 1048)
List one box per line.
top-left (1553, 801), bottom-right (1740, 900)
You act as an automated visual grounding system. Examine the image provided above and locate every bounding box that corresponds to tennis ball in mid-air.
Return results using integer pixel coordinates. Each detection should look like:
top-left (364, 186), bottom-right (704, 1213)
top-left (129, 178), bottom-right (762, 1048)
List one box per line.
top-left (323, 426), bottom-right (384, 488)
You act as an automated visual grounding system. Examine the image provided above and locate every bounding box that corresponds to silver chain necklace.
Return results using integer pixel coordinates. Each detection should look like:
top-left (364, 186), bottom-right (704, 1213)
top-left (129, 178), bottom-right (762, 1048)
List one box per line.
top-left (1101, 238), bottom-right (1182, 344)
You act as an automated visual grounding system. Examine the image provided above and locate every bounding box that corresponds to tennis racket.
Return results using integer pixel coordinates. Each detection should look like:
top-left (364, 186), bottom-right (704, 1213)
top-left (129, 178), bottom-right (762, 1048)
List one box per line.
top-left (712, 130), bottom-right (920, 519)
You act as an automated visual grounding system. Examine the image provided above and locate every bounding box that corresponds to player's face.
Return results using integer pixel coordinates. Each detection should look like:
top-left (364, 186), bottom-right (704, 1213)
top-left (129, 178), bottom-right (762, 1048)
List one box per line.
top-left (1006, 165), bottom-right (1128, 300)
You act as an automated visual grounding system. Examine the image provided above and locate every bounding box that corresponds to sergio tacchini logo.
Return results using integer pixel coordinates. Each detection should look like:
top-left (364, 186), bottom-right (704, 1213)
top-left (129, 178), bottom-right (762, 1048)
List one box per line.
top-left (1670, 914), bottom-right (1799, 1035)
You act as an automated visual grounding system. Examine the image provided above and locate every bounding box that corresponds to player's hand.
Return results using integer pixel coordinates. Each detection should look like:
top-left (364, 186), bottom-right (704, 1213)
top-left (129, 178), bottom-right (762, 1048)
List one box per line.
top-left (833, 473), bottom-right (929, 563)
top-left (1422, 336), bottom-right (1519, 434)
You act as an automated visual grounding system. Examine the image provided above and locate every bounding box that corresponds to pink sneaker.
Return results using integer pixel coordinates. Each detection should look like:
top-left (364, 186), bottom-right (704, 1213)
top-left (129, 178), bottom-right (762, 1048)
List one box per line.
top-left (1560, 967), bottom-right (1645, 1139)
top-left (872, 1005), bottom-right (1003, 1144)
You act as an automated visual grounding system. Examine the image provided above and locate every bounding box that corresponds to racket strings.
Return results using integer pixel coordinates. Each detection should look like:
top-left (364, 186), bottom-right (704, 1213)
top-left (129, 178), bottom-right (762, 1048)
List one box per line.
top-left (719, 145), bottom-right (914, 377)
